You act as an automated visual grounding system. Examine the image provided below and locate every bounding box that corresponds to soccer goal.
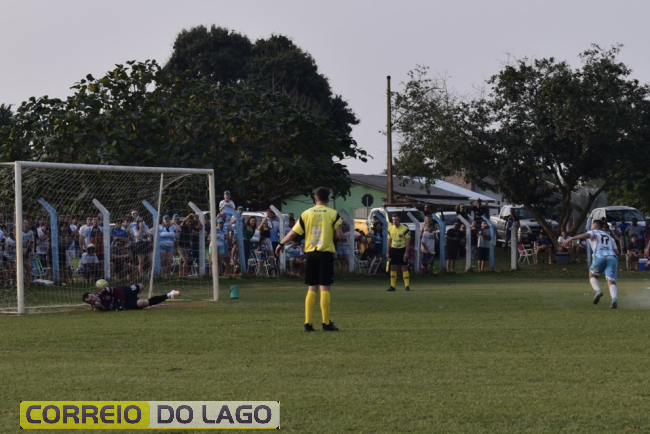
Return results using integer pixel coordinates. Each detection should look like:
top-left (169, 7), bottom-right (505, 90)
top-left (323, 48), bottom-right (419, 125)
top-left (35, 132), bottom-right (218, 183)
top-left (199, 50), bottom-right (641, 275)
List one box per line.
top-left (0, 161), bottom-right (219, 314)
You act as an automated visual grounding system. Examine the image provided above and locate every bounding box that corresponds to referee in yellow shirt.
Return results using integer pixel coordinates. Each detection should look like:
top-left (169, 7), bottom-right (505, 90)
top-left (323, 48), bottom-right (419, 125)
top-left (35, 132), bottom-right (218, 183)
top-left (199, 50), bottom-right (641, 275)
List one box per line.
top-left (276, 187), bottom-right (343, 332)
top-left (387, 214), bottom-right (411, 291)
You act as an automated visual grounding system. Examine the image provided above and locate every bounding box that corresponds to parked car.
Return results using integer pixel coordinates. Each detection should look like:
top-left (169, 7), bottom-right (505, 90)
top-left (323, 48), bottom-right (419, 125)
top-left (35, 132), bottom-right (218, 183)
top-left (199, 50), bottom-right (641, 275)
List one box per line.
top-left (490, 205), bottom-right (558, 245)
top-left (435, 211), bottom-right (462, 227)
top-left (367, 205), bottom-right (426, 238)
top-left (587, 206), bottom-right (645, 230)
top-left (354, 218), bottom-right (369, 235)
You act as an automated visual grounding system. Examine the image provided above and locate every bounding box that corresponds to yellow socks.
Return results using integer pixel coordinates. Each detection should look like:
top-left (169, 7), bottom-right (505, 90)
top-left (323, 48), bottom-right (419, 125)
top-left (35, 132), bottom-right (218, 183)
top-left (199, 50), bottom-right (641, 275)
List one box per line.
top-left (390, 271), bottom-right (398, 288)
top-left (320, 290), bottom-right (331, 325)
top-left (403, 270), bottom-right (410, 288)
top-left (305, 291), bottom-right (317, 325)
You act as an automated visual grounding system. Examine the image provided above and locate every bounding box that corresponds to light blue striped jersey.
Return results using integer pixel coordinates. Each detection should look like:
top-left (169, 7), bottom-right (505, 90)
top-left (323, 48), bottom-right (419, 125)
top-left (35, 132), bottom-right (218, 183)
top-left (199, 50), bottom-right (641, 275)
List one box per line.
top-left (588, 230), bottom-right (618, 258)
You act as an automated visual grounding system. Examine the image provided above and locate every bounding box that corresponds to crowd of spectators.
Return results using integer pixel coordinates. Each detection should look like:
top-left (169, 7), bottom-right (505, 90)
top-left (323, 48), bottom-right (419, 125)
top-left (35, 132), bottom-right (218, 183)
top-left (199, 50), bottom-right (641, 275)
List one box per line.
top-left (2, 194), bottom-right (647, 285)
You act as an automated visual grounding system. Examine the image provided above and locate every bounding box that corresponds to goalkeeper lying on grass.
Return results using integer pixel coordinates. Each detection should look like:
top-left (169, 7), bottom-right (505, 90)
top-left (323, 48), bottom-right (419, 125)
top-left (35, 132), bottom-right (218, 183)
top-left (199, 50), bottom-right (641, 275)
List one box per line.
top-left (82, 280), bottom-right (179, 312)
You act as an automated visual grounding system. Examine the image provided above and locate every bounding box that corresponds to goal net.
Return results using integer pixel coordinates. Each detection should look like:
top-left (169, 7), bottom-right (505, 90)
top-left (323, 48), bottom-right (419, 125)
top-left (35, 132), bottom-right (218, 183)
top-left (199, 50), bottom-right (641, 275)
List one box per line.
top-left (0, 162), bottom-right (218, 314)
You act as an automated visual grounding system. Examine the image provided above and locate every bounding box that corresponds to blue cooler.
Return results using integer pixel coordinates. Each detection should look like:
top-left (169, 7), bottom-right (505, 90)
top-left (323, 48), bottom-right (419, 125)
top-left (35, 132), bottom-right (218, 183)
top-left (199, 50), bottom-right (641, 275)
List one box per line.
top-left (640, 259), bottom-right (648, 271)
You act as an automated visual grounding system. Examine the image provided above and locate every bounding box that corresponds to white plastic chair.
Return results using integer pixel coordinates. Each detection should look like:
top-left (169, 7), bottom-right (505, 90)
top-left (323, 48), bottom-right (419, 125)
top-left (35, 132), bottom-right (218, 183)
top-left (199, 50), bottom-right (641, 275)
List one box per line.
top-left (517, 243), bottom-right (535, 264)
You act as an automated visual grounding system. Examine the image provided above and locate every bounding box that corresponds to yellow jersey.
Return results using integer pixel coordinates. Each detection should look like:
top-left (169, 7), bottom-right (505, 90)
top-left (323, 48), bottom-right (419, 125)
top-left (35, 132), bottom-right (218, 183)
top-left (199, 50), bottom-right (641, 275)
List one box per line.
top-left (388, 224), bottom-right (410, 249)
top-left (292, 205), bottom-right (342, 253)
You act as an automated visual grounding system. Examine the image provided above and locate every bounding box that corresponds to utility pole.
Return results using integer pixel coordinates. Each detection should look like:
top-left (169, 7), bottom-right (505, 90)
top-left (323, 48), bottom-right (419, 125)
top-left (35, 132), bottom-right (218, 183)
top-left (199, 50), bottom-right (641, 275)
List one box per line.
top-left (386, 75), bottom-right (393, 204)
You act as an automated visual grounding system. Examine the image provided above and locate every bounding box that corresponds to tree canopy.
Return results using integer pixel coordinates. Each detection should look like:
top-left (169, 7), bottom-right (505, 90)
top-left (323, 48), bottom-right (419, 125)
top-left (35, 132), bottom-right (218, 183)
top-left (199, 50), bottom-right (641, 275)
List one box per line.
top-left (0, 104), bottom-right (12, 127)
top-left (1, 59), bottom-right (367, 208)
top-left (165, 25), bottom-right (359, 136)
top-left (392, 45), bottom-right (650, 240)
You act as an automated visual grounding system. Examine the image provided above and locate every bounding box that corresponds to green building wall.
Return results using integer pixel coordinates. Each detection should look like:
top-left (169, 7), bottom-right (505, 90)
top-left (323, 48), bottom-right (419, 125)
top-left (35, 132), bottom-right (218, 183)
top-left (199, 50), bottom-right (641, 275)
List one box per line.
top-left (281, 184), bottom-right (387, 219)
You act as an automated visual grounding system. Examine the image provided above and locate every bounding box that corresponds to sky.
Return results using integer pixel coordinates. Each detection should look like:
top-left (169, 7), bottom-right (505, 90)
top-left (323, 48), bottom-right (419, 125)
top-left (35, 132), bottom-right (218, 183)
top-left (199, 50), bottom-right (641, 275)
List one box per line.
top-left (2, 0), bottom-right (649, 175)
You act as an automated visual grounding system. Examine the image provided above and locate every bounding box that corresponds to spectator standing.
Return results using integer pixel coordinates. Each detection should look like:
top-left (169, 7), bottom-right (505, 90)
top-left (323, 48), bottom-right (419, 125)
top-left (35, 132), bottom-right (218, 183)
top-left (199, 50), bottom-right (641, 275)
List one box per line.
top-left (445, 220), bottom-right (462, 272)
top-left (36, 221), bottom-right (50, 277)
top-left (470, 198), bottom-right (489, 222)
top-left (459, 223), bottom-right (467, 259)
top-left (69, 215), bottom-right (79, 258)
top-left (243, 216), bottom-right (257, 263)
top-left (3, 228), bottom-right (16, 283)
top-left (476, 220), bottom-right (491, 272)
top-left (504, 208), bottom-right (519, 251)
top-left (420, 222), bottom-right (436, 274)
top-left (335, 223), bottom-right (352, 278)
top-left (78, 216), bottom-right (92, 253)
top-left (266, 209), bottom-right (281, 253)
top-left (368, 221), bottom-right (384, 262)
top-left (214, 218), bottom-right (231, 276)
top-left (455, 203), bottom-right (471, 222)
top-left (57, 221), bottom-right (73, 284)
top-left (627, 234), bottom-right (643, 271)
top-left (535, 232), bottom-right (553, 264)
top-left (157, 215), bottom-right (177, 278)
top-left (131, 216), bottom-right (151, 277)
top-left (86, 217), bottom-right (105, 270)
top-left (177, 214), bottom-right (195, 277)
top-left (219, 190), bottom-right (236, 229)
top-left (617, 216), bottom-right (630, 253)
top-left (189, 215), bottom-right (203, 269)
top-left (257, 217), bottom-right (274, 257)
top-left (469, 220), bottom-right (479, 260)
top-left (21, 220), bottom-right (35, 286)
top-left (129, 210), bottom-right (149, 232)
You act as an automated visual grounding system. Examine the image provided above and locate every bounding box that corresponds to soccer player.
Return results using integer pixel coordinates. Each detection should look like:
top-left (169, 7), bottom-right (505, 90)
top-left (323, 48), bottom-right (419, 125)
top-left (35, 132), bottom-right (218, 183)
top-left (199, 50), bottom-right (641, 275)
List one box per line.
top-left (387, 214), bottom-right (411, 291)
top-left (82, 281), bottom-right (179, 312)
top-left (563, 219), bottom-right (620, 309)
top-left (275, 187), bottom-right (343, 332)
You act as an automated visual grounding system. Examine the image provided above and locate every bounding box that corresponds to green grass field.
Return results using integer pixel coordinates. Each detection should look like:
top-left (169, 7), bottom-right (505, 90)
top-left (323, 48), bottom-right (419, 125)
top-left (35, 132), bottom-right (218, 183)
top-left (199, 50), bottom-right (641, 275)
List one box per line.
top-left (3, 261), bottom-right (650, 433)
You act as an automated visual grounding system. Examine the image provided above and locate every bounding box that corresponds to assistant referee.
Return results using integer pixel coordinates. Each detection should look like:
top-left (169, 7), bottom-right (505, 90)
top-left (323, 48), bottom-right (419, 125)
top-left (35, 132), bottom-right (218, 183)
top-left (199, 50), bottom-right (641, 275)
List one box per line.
top-left (387, 213), bottom-right (411, 291)
top-left (276, 187), bottom-right (343, 332)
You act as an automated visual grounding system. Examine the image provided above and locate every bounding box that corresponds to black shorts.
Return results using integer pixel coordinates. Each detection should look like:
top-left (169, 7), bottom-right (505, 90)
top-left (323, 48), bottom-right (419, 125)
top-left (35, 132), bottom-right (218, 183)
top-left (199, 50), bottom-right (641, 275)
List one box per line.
top-left (477, 247), bottom-right (489, 261)
top-left (304, 251), bottom-right (335, 287)
top-left (389, 248), bottom-right (407, 266)
top-left (445, 246), bottom-right (459, 259)
top-left (121, 284), bottom-right (141, 310)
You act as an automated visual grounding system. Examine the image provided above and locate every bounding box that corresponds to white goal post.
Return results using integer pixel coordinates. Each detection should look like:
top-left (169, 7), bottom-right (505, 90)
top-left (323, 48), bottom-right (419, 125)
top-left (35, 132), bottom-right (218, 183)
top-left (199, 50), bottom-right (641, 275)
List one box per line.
top-left (1, 161), bottom-right (219, 314)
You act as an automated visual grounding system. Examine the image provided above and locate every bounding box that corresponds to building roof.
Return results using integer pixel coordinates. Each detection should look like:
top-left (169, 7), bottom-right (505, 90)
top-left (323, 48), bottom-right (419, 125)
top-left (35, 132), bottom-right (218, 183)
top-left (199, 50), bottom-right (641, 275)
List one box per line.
top-left (431, 179), bottom-right (497, 202)
top-left (351, 174), bottom-right (468, 200)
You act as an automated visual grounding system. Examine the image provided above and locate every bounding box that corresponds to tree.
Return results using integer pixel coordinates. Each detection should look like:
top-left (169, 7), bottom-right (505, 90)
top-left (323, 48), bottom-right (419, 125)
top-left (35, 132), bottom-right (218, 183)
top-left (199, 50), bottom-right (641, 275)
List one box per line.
top-left (606, 175), bottom-right (650, 215)
top-left (164, 26), bottom-right (359, 136)
top-left (3, 60), bottom-right (366, 208)
top-left (165, 26), bottom-right (253, 86)
top-left (392, 45), bottom-right (650, 243)
top-left (0, 104), bottom-right (13, 127)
